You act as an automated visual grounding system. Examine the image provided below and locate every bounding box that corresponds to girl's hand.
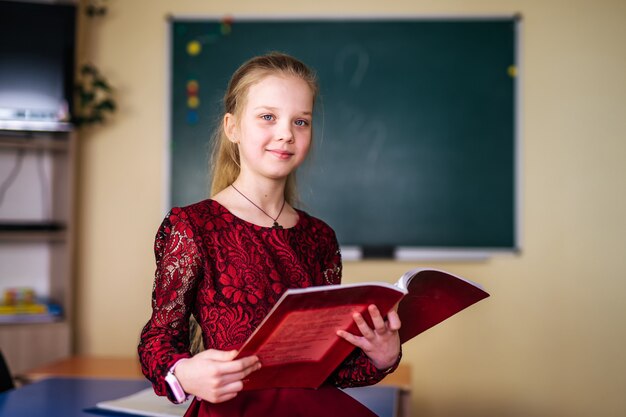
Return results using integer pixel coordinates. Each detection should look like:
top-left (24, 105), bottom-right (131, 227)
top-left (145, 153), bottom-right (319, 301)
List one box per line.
top-left (174, 349), bottom-right (261, 403)
top-left (336, 304), bottom-right (401, 370)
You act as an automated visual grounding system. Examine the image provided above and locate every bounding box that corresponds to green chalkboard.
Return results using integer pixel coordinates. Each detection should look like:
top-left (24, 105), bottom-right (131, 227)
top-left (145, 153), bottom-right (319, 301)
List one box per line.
top-left (169, 17), bottom-right (518, 251)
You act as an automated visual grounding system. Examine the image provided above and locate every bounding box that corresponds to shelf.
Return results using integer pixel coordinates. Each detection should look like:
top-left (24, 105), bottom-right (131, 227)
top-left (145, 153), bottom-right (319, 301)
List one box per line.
top-left (0, 315), bottom-right (64, 325)
top-left (0, 128), bottom-right (75, 374)
top-left (0, 223), bottom-right (67, 242)
top-left (0, 320), bottom-right (71, 374)
top-left (0, 133), bottom-right (71, 152)
top-left (0, 318), bottom-right (68, 329)
top-left (0, 222), bottom-right (65, 231)
top-left (0, 120), bottom-right (73, 133)
top-left (0, 231), bottom-right (66, 243)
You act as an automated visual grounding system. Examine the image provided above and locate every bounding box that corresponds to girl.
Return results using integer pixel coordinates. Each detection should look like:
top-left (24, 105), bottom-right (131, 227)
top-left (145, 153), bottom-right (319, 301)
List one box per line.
top-left (138, 52), bottom-right (402, 417)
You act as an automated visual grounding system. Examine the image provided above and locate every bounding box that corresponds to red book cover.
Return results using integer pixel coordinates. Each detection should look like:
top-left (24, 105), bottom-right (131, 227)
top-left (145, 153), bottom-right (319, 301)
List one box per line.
top-left (235, 268), bottom-right (489, 390)
top-left (395, 269), bottom-right (490, 344)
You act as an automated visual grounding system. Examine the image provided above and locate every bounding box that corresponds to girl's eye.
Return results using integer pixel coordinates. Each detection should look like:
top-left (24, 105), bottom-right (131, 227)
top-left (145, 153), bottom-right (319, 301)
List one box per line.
top-left (295, 119), bottom-right (309, 127)
top-left (261, 114), bottom-right (274, 121)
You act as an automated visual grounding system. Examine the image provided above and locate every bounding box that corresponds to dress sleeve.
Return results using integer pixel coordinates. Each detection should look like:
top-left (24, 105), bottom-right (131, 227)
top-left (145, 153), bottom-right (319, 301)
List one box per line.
top-left (321, 228), bottom-right (403, 388)
top-left (138, 207), bottom-right (202, 400)
top-left (329, 347), bottom-right (402, 388)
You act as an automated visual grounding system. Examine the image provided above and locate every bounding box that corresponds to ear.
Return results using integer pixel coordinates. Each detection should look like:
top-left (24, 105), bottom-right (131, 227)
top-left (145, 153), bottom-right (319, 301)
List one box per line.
top-left (224, 113), bottom-right (238, 143)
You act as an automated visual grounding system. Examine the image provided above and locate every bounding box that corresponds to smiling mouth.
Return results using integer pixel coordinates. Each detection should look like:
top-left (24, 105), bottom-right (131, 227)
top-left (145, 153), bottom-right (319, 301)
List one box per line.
top-left (267, 149), bottom-right (294, 159)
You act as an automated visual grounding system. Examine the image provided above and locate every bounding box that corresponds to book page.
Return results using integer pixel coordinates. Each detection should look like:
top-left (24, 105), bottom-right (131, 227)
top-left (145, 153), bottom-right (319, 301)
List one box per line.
top-left (255, 305), bottom-right (367, 366)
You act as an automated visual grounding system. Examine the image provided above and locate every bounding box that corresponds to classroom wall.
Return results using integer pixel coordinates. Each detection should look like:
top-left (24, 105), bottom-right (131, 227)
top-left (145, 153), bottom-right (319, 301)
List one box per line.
top-left (74, 1), bottom-right (626, 416)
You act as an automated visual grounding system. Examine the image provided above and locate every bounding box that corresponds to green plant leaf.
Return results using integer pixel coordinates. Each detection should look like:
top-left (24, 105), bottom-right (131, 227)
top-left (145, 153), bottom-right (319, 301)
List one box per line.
top-left (93, 79), bottom-right (112, 90)
top-left (96, 100), bottom-right (116, 111)
top-left (80, 64), bottom-right (97, 76)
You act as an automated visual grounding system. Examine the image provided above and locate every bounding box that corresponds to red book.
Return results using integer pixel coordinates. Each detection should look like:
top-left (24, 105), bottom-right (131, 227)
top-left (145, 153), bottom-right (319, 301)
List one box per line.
top-left (235, 268), bottom-right (489, 390)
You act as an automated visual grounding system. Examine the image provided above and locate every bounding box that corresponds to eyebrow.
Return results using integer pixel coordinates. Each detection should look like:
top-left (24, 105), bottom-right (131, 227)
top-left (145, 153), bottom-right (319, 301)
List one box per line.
top-left (253, 106), bottom-right (312, 116)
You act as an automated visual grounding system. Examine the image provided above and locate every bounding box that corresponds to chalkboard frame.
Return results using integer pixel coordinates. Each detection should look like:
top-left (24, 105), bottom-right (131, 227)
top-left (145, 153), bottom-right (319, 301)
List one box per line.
top-left (166, 15), bottom-right (522, 260)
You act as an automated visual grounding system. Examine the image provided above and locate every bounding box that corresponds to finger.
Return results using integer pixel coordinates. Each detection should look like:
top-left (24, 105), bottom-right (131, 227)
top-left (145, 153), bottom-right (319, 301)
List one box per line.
top-left (225, 359), bottom-right (262, 381)
top-left (214, 379), bottom-right (244, 397)
top-left (386, 310), bottom-right (402, 331)
top-left (352, 312), bottom-right (375, 338)
top-left (213, 392), bottom-right (238, 404)
top-left (215, 355), bottom-right (261, 375)
top-left (198, 349), bottom-right (239, 361)
top-left (215, 362), bottom-right (261, 386)
top-left (368, 305), bottom-right (388, 334)
top-left (336, 329), bottom-right (365, 348)
top-left (204, 384), bottom-right (241, 404)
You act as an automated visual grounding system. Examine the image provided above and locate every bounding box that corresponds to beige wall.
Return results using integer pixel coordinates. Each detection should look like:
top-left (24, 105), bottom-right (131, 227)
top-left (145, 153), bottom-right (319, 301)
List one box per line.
top-left (75, 0), bottom-right (626, 416)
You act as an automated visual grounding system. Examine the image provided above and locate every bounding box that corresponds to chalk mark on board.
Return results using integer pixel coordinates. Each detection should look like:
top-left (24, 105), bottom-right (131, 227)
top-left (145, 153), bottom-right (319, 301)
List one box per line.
top-left (336, 104), bottom-right (388, 186)
top-left (366, 121), bottom-right (387, 166)
top-left (334, 45), bottom-right (370, 88)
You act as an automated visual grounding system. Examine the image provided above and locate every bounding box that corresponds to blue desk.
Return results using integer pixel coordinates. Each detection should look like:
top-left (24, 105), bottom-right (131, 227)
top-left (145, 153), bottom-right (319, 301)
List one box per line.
top-left (0, 377), bottom-right (402, 417)
top-left (0, 377), bottom-right (150, 417)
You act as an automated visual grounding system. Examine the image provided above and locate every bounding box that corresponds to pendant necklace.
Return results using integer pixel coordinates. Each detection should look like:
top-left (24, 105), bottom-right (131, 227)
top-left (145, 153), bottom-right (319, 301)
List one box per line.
top-left (231, 184), bottom-right (286, 229)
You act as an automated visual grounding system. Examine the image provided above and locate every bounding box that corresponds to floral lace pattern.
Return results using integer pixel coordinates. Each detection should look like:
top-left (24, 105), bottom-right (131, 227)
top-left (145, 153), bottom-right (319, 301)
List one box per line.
top-left (138, 199), bottom-right (395, 401)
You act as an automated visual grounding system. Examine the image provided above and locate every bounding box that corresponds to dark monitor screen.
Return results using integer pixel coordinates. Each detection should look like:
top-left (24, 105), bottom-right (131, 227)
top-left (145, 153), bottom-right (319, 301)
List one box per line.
top-left (0, 1), bottom-right (76, 130)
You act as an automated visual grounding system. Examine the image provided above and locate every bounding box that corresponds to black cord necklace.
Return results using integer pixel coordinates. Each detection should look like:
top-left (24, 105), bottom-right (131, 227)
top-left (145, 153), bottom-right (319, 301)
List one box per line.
top-left (231, 184), bottom-right (286, 229)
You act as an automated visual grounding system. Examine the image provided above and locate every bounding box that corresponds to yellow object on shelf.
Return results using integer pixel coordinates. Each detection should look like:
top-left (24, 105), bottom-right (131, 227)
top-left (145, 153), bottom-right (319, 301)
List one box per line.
top-left (0, 303), bottom-right (48, 315)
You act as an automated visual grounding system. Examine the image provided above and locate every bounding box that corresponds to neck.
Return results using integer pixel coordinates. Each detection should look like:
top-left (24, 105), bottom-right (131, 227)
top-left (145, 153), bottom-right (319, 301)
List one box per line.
top-left (231, 176), bottom-right (286, 211)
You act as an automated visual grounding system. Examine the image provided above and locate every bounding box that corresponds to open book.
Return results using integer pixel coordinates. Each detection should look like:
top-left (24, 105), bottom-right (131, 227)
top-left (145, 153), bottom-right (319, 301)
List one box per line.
top-left (235, 268), bottom-right (489, 390)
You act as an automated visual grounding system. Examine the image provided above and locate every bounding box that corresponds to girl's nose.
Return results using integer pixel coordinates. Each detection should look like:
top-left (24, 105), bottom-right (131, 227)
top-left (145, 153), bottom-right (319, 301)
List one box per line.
top-left (277, 123), bottom-right (294, 142)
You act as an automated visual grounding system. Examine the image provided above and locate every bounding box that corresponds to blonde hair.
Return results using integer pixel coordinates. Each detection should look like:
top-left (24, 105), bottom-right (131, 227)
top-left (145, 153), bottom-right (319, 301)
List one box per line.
top-left (209, 52), bottom-right (319, 205)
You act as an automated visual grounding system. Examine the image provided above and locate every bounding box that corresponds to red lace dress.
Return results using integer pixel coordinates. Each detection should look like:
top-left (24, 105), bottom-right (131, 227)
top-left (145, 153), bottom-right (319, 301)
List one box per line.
top-left (138, 199), bottom-right (399, 417)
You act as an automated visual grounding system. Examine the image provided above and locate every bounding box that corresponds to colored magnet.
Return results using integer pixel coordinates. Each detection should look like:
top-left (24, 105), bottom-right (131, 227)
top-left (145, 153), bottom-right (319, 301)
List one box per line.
top-left (507, 65), bottom-right (517, 78)
top-left (187, 96), bottom-right (200, 109)
top-left (187, 40), bottom-right (202, 56)
top-left (221, 16), bottom-right (233, 35)
top-left (186, 110), bottom-right (199, 125)
top-left (186, 80), bottom-right (199, 94)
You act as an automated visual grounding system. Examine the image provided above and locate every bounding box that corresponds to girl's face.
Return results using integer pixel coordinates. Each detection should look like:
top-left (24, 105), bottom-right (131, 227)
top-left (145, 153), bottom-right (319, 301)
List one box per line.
top-left (226, 74), bottom-right (314, 182)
